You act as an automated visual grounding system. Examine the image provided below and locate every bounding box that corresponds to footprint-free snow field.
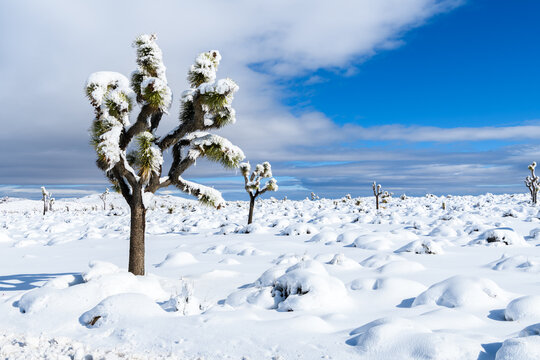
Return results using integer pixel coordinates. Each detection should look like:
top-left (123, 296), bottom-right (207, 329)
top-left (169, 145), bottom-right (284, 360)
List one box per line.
top-left (1, 193), bottom-right (540, 359)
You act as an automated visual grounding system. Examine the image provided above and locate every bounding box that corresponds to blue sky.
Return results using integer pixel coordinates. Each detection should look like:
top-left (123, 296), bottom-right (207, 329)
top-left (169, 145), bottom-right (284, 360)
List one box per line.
top-left (285, 0), bottom-right (540, 129)
top-left (0, 0), bottom-right (539, 200)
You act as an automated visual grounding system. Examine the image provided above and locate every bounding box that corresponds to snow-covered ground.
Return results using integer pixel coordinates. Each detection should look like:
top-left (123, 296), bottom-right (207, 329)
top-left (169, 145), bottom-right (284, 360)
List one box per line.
top-left (1, 193), bottom-right (540, 359)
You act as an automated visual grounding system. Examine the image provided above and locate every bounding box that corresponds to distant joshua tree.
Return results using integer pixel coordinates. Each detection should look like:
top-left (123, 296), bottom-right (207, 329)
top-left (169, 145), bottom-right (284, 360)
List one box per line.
top-left (100, 188), bottom-right (109, 210)
top-left (310, 192), bottom-right (319, 201)
top-left (372, 182), bottom-right (392, 210)
top-left (525, 161), bottom-right (540, 204)
top-left (85, 34), bottom-right (245, 275)
top-left (41, 186), bottom-right (54, 215)
top-left (240, 162), bottom-right (278, 224)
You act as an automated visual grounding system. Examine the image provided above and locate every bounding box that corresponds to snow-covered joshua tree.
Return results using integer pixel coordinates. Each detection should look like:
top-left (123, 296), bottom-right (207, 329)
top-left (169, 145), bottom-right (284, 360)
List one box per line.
top-left (100, 188), bottom-right (109, 211)
top-left (240, 162), bottom-right (278, 224)
top-left (525, 162), bottom-right (540, 204)
top-left (372, 182), bottom-right (391, 210)
top-left (85, 34), bottom-right (244, 275)
top-left (41, 186), bottom-right (54, 215)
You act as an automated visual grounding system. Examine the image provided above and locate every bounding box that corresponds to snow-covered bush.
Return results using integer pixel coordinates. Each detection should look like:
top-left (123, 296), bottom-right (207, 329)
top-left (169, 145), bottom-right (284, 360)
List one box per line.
top-left (85, 34), bottom-right (245, 275)
top-left (469, 228), bottom-right (529, 247)
top-left (525, 161), bottom-right (540, 204)
top-left (240, 161), bottom-right (278, 224)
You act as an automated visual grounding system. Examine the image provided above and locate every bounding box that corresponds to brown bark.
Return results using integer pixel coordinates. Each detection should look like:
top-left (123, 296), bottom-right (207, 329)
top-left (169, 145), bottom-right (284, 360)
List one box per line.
top-left (248, 195), bottom-right (255, 225)
top-left (128, 196), bottom-right (146, 276)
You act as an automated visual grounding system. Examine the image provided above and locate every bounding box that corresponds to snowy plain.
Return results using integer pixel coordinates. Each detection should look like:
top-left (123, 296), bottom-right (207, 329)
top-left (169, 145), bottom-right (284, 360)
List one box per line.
top-left (1, 193), bottom-right (540, 359)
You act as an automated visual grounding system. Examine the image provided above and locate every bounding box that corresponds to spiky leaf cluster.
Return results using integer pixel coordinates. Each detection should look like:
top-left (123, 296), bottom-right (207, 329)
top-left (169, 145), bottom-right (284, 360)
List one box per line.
top-left (135, 132), bottom-right (163, 184)
top-left (85, 72), bottom-right (135, 171)
top-left (187, 50), bottom-right (221, 88)
top-left (131, 34), bottom-right (171, 112)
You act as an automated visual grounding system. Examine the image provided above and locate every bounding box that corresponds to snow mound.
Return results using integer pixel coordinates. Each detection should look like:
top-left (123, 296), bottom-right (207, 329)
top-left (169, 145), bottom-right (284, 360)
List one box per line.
top-left (349, 277), bottom-right (427, 298)
top-left (227, 260), bottom-right (350, 312)
top-left (412, 275), bottom-right (508, 309)
top-left (429, 224), bottom-right (460, 238)
top-left (348, 317), bottom-right (481, 359)
top-left (82, 260), bottom-right (122, 282)
top-left (326, 253), bottom-right (361, 269)
top-left (18, 263), bottom-right (168, 315)
top-left (236, 223), bottom-right (266, 234)
top-left (155, 251), bottom-right (198, 268)
top-left (336, 230), bottom-right (369, 245)
top-left (352, 234), bottom-right (394, 251)
top-left (359, 254), bottom-right (405, 268)
top-left (496, 324), bottom-right (540, 360)
top-left (469, 228), bottom-right (529, 246)
top-left (504, 296), bottom-right (540, 321)
top-left (488, 254), bottom-right (540, 272)
top-left (80, 293), bottom-right (166, 327)
top-left (395, 239), bottom-right (444, 254)
top-left (280, 223), bottom-right (318, 236)
top-left (306, 231), bottom-right (338, 244)
top-left (272, 260), bottom-right (350, 312)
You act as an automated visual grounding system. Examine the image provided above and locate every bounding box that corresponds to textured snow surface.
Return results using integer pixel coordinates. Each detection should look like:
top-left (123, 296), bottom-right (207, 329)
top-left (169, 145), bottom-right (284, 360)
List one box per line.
top-left (2, 192), bottom-right (540, 358)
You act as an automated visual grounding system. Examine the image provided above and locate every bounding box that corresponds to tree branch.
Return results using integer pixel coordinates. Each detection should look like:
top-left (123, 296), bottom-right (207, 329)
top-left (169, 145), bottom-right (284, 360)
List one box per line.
top-left (119, 104), bottom-right (154, 150)
top-left (158, 95), bottom-right (205, 150)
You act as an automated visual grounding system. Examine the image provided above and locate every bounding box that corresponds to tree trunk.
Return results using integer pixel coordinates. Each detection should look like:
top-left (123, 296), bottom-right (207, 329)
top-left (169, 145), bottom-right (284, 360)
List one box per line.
top-left (128, 199), bottom-right (146, 275)
top-left (375, 195), bottom-right (379, 210)
top-left (247, 195), bottom-right (255, 225)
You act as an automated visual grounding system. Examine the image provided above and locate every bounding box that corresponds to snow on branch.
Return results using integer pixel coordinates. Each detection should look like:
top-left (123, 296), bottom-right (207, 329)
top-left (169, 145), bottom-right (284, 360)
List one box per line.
top-left (176, 177), bottom-right (225, 209)
top-left (187, 133), bottom-right (245, 168)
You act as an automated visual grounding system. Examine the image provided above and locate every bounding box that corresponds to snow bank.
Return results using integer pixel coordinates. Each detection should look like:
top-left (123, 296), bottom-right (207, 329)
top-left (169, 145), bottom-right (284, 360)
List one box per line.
top-left (80, 293), bottom-right (166, 327)
top-left (504, 295), bottom-right (540, 321)
top-left (412, 275), bottom-right (508, 309)
top-left (348, 317), bottom-right (481, 359)
top-left (272, 260), bottom-right (350, 312)
top-left (488, 254), bottom-right (540, 272)
top-left (469, 228), bottom-right (529, 246)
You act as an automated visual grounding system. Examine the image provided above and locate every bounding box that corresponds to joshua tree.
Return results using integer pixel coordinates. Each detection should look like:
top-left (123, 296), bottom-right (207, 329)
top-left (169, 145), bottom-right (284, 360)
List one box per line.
top-left (100, 188), bottom-right (109, 210)
top-left (85, 34), bottom-right (244, 275)
top-left (525, 162), bottom-right (540, 204)
top-left (240, 162), bottom-right (278, 224)
top-left (41, 186), bottom-right (54, 215)
top-left (310, 192), bottom-right (319, 201)
top-left (372, 182), bottom-right (391, 210)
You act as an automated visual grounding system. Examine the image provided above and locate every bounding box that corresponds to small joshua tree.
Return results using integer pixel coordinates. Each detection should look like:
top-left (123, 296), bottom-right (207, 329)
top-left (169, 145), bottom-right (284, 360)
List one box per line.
top-left (240, 162), bottom-right (278, 224)
top-left (41, 186), bottom-right (54, 215)
top-left (100, 188), bottom-right (109, 210)
top-left (85, 34), bottom-right (244, 275)
top-left (372, 182), bottom-right (391, 210)
top-left (310, 192), bottom-right (319, 201)
top-left (525, 162), bottom-right (540, 204)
